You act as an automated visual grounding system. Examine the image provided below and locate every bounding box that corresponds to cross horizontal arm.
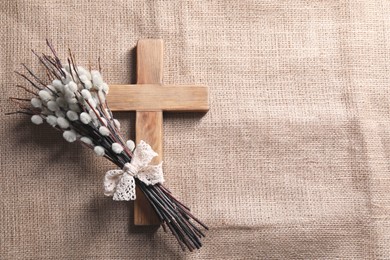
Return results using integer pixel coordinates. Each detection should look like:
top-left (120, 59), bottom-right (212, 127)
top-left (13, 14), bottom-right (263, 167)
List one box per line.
top-left (107, 84), bottom-right (209, 112)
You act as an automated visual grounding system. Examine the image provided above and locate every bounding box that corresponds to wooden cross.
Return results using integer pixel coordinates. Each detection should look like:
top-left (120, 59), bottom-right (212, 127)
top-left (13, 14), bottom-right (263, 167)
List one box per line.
top-left (107, 39), bottom-right (209, 225)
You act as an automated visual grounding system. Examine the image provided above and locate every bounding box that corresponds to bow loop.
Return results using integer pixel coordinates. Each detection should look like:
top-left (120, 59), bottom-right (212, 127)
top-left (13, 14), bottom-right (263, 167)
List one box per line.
top-left (131, 140), bottom-right (158, 168)
top-left (137, 162), bottom-right (164, 186)
top-left (113, 172), bottom-right (136, 201)
top-left (103, 140), bottom-right (164, 201)
top-left (103, 169), bottom-right (123, 196)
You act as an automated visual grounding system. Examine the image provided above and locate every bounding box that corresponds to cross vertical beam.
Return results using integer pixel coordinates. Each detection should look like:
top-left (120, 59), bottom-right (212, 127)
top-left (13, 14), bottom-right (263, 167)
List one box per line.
top-left (134, 39), bottom-right (163, 225)
top-left (107, 39), bottom-right (209, 226)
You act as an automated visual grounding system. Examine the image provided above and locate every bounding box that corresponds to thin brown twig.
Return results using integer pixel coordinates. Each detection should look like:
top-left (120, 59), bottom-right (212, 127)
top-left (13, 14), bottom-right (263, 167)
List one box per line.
top-left (46, 39), bottom-right (65, 76)
top-left (67, 58), bottom-right (76, 82)
top-left (32, 49), bottom-right (60, 79)
top-left (21, 63), bottom-right (46, 87)
top-left (42, 54), bottom-right (64, 78)
top-left (16, 85), bottom-right (38, 96)
top-left (5, 111), bottom-right (34, 116)
top-left (14, 71), bottom-right (42, 91)
top-left (9, 97), bottom-right (30, 101)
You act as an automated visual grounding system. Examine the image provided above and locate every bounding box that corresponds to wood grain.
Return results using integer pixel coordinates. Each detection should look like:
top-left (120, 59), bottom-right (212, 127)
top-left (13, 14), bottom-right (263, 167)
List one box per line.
top-left (134, 39), bottom-right (163, 226)
top-left (107, 84), bottom-right (209, 112)
top-left (137, 39), bottom-right (163, 84)
top-left (135, 111), bottom-right (162, 225)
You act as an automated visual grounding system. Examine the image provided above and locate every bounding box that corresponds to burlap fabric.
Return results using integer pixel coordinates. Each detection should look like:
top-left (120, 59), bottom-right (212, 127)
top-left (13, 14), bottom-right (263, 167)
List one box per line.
top-left (1, 1), bottom-right (390, 259)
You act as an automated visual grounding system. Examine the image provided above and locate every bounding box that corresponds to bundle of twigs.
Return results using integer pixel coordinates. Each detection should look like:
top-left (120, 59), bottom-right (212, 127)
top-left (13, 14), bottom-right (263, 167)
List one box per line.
top-left (7, 40), bottom-right (208, 251)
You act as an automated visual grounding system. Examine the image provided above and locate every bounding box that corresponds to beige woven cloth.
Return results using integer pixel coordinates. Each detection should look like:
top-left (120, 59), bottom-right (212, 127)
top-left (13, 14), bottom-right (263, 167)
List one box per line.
top-left (1, 0), bottom-right (390, 259)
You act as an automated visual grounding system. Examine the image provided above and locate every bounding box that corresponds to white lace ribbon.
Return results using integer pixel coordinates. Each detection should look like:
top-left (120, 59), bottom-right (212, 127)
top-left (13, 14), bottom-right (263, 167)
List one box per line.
top-left (103, 140), bottom-right (164, 201)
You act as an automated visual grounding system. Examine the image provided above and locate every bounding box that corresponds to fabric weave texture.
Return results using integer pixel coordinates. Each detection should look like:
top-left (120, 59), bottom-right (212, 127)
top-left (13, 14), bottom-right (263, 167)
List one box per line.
top-left (1, 0), bottom-right (390, 259)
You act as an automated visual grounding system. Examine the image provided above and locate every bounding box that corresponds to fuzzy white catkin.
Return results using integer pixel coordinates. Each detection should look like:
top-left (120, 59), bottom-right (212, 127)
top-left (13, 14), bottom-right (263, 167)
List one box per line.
top-left (63, 130), bottom-right (77, 143)
top-left (87, 98), bottom-right (97, 108)
top-left (68, 81), bottom-right (78, 92)
top-left (47, 101), bottom-right (60, 111)
top-left (113, 119), bottom-right (120, 129)
top-left (64, 88), bottom-right (75, 99)
top-left (38, 90), bottom-right (53, 102)
top-left (102, 83), bottom-right (109, 94)
top-left (31, 98), bottom-right (42, 108)
top-left (79, 74), bottom-right (88, 83)
top-left (61, 76), bottom-right (71, 85)
top-left (46, 85), bottom-right (57, 94)
top-left (81, 89), bottom-right (92, 100)
top-left (94, 146), bottom-right (105, 156)
top-left (99, 126), bottom-right (110, 136)
top-left (91, 70), bottom-right (103, 89)
top-left (66, 111), bottom-right (78, 121)
top-left (78, 66), bottom-right (92, 80)
top-left (126, 140), bottom-right (135, 151)
top-left (55, 110), bottom-right (65, 118)
top-left (98, 90), bottom-right (106, 103)
top-left (83, 80), bottom-right (93, 90)
top-left (69, 103), bottom-right (81, 112)
top-left (46, 115), bottom-right (57, 126)
top-left (80, 136), bottom-right (93, 145)
top-left (57, 117), bottom-right (70, 129)
top-left (31, 115), bottom-right (43, 125)
top-left (80, 112), bottom-right (92, 124)
top-left (52, 79), bottom-right (64, 92)
top-left (105, 109), bottom-right (112, 119)
top-left (101, 118), bottom-right (107, 126)
top-left (94, 96), bottom-right (100, 105)
top-left (61, 69), bottom-right (72, 84)
top-left (56, 97), bottom-right (67, 108)
top-left (66, 97), bottom-right (78, 104)
top-left (79, 75), bottom-right (92, 89)
top-left (88, 109), bottom-right (97, 119)
top-left (64, 64), bottom-right (71, 73)
top-left (112, 143), bottom-right (123, 154)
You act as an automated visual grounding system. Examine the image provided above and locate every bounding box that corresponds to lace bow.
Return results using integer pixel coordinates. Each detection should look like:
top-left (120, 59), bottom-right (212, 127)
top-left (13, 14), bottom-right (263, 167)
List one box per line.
top-left (103, 140), bottom-right (164, 201)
